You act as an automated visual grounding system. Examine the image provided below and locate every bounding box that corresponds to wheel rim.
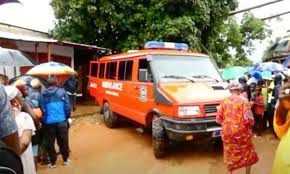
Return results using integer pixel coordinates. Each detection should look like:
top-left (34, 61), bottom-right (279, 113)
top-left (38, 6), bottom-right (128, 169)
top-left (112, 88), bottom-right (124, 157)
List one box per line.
top-left (104, 108), bottom-right (110, 120)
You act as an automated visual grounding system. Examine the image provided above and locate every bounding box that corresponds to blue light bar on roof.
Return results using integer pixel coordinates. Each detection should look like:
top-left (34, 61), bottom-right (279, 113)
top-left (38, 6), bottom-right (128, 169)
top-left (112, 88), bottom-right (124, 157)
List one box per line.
top-left (144, 41), bottom-right (188, 51)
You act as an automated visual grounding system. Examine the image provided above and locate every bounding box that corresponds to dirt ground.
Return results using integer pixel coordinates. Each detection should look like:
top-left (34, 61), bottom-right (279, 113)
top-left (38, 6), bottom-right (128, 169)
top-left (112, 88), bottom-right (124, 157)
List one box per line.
top-left (38, 104), bottom-right (279, 174)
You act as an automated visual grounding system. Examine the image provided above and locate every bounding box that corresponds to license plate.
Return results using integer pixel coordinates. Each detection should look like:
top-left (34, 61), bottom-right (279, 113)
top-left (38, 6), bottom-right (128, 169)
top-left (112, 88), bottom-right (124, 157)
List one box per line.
top-left (212, 130), bottom-right (221, 137)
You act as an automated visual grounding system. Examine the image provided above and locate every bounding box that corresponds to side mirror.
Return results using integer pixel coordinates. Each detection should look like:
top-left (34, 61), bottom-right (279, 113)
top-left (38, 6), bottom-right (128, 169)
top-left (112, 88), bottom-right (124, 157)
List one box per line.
top-left (139, 69), bottom-right (148, 82)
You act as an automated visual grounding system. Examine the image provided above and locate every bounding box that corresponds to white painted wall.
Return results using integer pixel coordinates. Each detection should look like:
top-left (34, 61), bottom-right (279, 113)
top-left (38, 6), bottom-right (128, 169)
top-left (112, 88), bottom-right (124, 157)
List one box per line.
top-left (0, 66), bottom-right (20, 79)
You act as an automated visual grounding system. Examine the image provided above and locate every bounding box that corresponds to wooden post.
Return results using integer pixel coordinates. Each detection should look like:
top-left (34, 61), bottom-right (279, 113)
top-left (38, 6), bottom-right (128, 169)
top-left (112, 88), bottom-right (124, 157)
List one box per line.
top-left (47, 43), bottom-right (51, 62)
top-left (35, 42), bottom-right (39, 63)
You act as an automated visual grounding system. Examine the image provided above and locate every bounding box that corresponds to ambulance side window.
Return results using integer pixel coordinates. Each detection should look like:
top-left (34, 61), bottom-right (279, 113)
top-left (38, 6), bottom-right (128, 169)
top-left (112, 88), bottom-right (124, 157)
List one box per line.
top-left (106, 62), bottom-right (117, 79)
top-left (91, 63), bottom-right (98, 77)
top-left (99, 63), bottom-right (105, 79)
top-left (118, 60), bottom-right (133, 81)
top-left (138, 59), bottom-right (153, 82)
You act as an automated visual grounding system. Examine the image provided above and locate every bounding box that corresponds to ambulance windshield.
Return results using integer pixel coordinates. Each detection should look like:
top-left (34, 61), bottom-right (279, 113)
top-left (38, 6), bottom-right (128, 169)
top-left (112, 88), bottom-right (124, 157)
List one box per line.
top-left (152, 55), bottom-right (222, 83)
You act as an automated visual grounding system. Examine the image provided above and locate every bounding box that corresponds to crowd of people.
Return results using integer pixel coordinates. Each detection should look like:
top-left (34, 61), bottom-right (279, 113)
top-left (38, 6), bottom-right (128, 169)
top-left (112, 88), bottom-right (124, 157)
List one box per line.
top-left (217, 72), bottom-right (288, 174)
top-left (0, 70), bottom-right (288, 174)
top-left (0, 74), bottom-right (77, 174)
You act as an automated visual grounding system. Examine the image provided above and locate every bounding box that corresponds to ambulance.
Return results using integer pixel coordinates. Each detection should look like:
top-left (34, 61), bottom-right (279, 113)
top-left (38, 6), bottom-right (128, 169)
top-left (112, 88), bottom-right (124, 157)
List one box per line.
top-left (89, 41), bottom-right (230, 158)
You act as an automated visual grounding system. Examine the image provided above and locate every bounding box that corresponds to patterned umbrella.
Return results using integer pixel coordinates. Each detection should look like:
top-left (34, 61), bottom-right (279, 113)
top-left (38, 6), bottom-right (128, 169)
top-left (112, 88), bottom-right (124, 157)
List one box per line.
top-left (253, 62), bottom-right (287, 72)
top-left (26, 61), bottom-right (75, 76)
top-left (222, 66), bottom-right (247, 80)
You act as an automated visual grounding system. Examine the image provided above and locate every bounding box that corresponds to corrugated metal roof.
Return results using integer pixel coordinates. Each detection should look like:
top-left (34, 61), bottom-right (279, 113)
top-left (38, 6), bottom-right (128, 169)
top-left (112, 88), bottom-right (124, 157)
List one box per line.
top-left (0, 31), bottom-right (111, 51)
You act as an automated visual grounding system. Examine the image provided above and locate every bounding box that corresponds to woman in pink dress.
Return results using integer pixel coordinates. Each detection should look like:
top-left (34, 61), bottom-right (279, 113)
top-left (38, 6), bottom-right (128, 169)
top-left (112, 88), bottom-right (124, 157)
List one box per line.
top-left (217, 82), bottom-right (258, 174)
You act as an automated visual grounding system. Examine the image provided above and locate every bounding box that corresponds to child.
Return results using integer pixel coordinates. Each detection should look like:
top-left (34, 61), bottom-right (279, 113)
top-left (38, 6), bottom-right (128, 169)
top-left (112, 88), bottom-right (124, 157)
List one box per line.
top-left (253, 86), bottom-right (265, 136)
top-left (241, 84), bottom-right (249, 101)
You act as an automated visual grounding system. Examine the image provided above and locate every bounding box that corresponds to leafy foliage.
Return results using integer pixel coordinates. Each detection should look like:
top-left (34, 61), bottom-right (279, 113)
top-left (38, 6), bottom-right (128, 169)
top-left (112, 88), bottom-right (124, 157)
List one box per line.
top-left (216, 13), bottom-right (272, 67)
top-left (51, 0), bottom-right (270, 68)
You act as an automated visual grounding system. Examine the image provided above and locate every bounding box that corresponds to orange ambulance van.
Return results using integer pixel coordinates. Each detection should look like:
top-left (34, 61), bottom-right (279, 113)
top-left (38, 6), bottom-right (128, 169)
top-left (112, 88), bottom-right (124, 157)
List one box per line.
top-left (89, 41), bottom-right (230, 158)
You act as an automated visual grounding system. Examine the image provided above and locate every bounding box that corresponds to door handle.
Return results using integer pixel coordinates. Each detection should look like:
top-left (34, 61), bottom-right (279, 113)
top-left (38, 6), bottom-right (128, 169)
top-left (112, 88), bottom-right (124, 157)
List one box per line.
top-left (134, 86), bottom-right (139, 90)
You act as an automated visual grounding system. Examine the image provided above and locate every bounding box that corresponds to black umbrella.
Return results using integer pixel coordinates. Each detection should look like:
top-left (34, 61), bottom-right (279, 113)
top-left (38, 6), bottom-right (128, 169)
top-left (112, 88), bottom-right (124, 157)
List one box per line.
top-left (0, 0), bottom-right (20, 5)
top-left (9, 75), bottom-right (48, 91)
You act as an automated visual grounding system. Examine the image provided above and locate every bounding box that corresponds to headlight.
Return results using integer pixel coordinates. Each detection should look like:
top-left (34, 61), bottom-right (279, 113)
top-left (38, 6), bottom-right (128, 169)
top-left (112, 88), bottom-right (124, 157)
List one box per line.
top-left (178, 106), bottom-right (200, 116)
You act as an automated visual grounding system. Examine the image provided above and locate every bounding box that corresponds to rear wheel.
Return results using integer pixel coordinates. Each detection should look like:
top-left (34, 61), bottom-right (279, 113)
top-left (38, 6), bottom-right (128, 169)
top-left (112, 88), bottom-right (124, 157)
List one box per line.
top-left (103, 102), bottom-right (118, 128)
top-left (152, 115), bottom-right (168, 158)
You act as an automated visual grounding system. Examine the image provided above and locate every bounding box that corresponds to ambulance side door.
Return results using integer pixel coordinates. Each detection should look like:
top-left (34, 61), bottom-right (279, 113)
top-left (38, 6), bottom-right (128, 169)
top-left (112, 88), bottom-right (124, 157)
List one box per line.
top-left (128, 58), bottom-right (155, 124)
top-left (89, 62), bottom-right (99, 98)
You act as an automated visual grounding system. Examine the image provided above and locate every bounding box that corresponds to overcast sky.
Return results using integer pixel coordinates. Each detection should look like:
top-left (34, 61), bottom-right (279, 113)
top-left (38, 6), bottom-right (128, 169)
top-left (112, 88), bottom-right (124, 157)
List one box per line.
top-left (0, 0), bottom-right (289, 62)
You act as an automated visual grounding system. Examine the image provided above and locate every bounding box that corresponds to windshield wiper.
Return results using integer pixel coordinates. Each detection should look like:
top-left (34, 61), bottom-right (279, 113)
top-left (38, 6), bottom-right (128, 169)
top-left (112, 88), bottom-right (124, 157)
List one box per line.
top-left (192, 75), bottom-right (219, 82)
top-left (162, 75), bottom-right (195, 83)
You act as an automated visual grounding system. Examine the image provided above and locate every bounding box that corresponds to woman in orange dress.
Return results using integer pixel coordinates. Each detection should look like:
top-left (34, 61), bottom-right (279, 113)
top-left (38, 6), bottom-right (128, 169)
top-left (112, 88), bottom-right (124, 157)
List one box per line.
top-left (217, 82), bottom-right (258, 174)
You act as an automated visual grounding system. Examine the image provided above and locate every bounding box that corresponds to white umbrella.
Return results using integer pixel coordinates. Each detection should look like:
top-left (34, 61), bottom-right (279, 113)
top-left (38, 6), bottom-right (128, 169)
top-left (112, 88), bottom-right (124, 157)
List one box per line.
top-left (0, 47), bottom-right (35, 66)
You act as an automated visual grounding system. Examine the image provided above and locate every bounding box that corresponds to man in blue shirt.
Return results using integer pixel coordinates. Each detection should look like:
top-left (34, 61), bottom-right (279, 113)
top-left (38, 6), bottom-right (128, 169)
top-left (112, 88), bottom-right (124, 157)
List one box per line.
top-left (40, 76), bottom-right (71, 168)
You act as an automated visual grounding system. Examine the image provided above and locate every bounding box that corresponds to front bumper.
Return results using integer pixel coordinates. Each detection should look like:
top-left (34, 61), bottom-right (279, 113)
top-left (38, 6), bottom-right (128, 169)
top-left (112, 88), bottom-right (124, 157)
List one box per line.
top-left (161, 116), bottom-right (221, 141)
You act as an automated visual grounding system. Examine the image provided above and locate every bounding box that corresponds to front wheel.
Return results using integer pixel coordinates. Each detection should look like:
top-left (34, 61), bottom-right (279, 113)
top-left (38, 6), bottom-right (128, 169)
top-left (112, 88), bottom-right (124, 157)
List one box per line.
top-left (103, 102), bottom-right (118, 128)
top-left (152, 115), bottom-right (168, 158)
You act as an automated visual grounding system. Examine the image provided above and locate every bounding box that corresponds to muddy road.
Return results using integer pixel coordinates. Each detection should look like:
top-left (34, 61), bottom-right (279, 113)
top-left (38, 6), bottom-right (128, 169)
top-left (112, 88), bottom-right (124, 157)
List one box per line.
top-left (39, 110), bottom-right (279, 174)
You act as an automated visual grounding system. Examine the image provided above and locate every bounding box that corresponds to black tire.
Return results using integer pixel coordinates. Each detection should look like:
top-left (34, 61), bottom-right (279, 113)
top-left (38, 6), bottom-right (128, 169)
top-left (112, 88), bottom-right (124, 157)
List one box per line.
top-left (152, 115), bottom-right (168, 158)
top-left (103, 102), bottom-right (118, 128)
top-left (212, 137), bottom-right (223, 147)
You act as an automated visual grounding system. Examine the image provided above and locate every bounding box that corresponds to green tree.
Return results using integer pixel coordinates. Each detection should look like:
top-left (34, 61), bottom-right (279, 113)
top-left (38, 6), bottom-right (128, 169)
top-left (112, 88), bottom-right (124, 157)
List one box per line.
top-left (208, 13), bottom-right (271, 67)
top-left (51, 0), bottom-right (270, 68)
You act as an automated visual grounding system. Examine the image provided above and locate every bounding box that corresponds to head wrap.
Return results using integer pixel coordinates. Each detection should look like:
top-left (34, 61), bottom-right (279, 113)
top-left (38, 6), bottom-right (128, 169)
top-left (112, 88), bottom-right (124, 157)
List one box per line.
top-left (4, 86), bottom-right (20, 101)
top-left (14, 79), bottom-right (26, 86)
top-left (30, 78), bottom-right (41, 89)
top-left (228, 81), bottom-right (242, 90)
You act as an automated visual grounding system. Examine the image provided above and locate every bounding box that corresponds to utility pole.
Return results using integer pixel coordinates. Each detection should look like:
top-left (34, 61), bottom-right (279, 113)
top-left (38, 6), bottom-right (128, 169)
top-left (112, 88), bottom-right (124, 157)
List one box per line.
top-left (229, 0), bottom-right (285, 16)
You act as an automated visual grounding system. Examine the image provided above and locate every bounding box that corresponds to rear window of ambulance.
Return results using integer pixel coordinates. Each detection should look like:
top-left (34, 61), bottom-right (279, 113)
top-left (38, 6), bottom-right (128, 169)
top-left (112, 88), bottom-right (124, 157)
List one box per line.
top-left (91, 63), bottom-right (98, 77)
top-left (99, 63), bottom-right (105, 79)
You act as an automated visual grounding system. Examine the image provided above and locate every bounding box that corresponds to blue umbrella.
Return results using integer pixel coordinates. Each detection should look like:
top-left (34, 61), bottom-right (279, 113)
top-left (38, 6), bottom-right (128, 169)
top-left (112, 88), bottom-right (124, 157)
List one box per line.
top-left (253, 62), bottom-right (287, 72)
top-left (250, 71), bottom-right (262, 80)
top-left (245, 66), bottom-right (254, 72)
top-left (261, 71), bottom-right (272, 80)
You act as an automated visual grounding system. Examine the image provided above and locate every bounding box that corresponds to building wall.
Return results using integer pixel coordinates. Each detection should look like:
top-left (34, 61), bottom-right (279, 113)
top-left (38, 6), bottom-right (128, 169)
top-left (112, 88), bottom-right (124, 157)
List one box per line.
top-left (0, 23), bottom-right (74, 67)
top-left (0, 39), bottom-right (74, 68)
top-left (16, 41), bottom-right (74, 66)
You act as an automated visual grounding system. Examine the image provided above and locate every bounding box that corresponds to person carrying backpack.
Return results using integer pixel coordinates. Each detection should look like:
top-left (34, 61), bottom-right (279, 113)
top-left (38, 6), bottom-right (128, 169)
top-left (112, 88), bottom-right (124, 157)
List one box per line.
top-left (40, 76), bottom-right (71, 168)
